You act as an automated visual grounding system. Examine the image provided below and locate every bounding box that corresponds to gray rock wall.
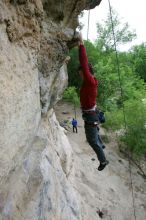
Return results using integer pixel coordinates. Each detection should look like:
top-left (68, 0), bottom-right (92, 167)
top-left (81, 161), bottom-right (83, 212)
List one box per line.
top-left (0, 1), bottom-right (101, 219)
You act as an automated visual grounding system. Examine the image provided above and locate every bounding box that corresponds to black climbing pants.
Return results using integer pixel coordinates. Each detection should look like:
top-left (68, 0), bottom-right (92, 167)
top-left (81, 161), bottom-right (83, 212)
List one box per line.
top-left (82, 111), bottom-right (106, 163)
top-left (73, 126), bottom-right (78, 133)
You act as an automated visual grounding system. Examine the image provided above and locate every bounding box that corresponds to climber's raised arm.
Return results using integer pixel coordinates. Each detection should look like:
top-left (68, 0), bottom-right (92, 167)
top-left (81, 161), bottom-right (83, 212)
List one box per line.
top-left (78, 33), bottom-right (94, 82)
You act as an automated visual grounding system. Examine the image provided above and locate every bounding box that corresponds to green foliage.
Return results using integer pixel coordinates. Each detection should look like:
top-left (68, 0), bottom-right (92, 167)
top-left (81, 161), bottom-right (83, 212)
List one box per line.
top-left (94, 47), bottom-right (145, 110)
top-left (121, 99), bottom-right (146, 156)
top-left (104, 100), bottom-right (146, 157)
top-left (67, 47), bottom-right (80, 89)
top-left (95, 7), bottom-right (136, 51)
top-left (129, 43), bottom-right (146, 82)
top-left (103, 109), bottom-right (124, 130)
top-left (63, 86), bottom-right (80, 107)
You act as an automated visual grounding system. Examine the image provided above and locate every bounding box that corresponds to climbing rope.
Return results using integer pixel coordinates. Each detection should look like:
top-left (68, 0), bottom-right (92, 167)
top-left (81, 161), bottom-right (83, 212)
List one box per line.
top-left (107, 0), bottom-right (127, 130)
top-left (73, 99), bottom-right (77, 119)
top-left (87, 9), bottom-right (91, 40)
top-left (107, 0), bottom-right (136, 219)
top-left (59, 0), bottom-right (64, 21)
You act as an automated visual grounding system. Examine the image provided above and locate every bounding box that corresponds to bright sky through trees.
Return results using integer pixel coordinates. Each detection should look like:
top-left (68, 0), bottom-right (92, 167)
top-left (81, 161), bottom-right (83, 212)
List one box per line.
top-left (80, 0), bottom-right (146, 50)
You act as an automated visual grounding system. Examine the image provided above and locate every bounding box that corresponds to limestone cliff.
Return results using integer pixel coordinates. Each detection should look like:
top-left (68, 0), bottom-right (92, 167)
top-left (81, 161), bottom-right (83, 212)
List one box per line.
top-left (0, 1), bottom-right (101, 219)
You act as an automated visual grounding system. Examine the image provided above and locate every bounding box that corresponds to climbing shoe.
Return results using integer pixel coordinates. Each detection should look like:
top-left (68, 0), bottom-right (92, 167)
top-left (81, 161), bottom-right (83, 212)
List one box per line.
top-left (98, 160), bottom-right (109, 171)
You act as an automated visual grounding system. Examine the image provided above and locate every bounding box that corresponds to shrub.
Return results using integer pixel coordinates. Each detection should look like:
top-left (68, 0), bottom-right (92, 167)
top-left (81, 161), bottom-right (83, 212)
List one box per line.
top-left (103, 99), bottom-right (146, 156)
top-left (103, 109), bottom-right (124, 130)
top-left (121, 99), bottom-right (146, 156)
top-left (63, 86), bottom-right (80, 107)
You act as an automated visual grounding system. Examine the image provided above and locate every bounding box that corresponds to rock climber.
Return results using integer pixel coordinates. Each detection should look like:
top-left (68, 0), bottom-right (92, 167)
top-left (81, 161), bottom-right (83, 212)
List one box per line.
top-left (78, 33), bottom-right (109, 171)
top-left (71, 118), bottom-right (78, 133)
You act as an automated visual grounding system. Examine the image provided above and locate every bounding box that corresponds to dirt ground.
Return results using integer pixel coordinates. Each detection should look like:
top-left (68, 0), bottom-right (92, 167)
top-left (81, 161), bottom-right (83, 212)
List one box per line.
top-left (54, 101), bottom-right (146, 220)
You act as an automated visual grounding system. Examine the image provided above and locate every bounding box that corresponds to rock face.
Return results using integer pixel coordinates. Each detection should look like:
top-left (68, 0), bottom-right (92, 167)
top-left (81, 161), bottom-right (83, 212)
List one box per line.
top-left (0, 1), bottom-right (101, 219)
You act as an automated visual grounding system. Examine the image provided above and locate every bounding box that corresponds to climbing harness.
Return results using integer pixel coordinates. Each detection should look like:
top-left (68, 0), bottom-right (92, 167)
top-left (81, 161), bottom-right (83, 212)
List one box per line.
top-left (107, 0), bottom-right (137, 219)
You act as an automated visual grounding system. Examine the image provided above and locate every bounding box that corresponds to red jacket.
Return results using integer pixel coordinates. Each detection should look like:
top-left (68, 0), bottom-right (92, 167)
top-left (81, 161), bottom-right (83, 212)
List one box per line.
top-left (79, 45), bottom-right (98, 110)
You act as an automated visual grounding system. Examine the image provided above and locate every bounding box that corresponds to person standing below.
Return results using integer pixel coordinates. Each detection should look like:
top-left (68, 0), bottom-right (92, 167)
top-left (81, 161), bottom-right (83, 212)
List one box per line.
top-left (78, 33), bottom-right (109, 171)
top-left (71, 118), bottom-right (78, 133)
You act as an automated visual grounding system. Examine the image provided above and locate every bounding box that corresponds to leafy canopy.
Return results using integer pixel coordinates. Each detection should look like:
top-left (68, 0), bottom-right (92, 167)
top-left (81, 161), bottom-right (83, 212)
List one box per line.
top-left (95, 7), bottom-right (136, 51)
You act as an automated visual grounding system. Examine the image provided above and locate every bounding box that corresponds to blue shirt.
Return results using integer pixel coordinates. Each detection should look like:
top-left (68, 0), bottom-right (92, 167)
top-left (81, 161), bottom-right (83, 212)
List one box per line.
top-left (72, 119), bottom-right (77, 126)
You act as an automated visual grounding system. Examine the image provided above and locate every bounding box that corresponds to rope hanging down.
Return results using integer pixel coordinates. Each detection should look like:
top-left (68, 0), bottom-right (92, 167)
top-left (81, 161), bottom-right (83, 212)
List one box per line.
top-left (107, 0), bottom-right (127, 130)
top-left (107, 0), bottom-right (136, 220)
top-left (87, 9), bottom-right (91, 40)
top-left (73, 99), bottom-right (77, 119)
